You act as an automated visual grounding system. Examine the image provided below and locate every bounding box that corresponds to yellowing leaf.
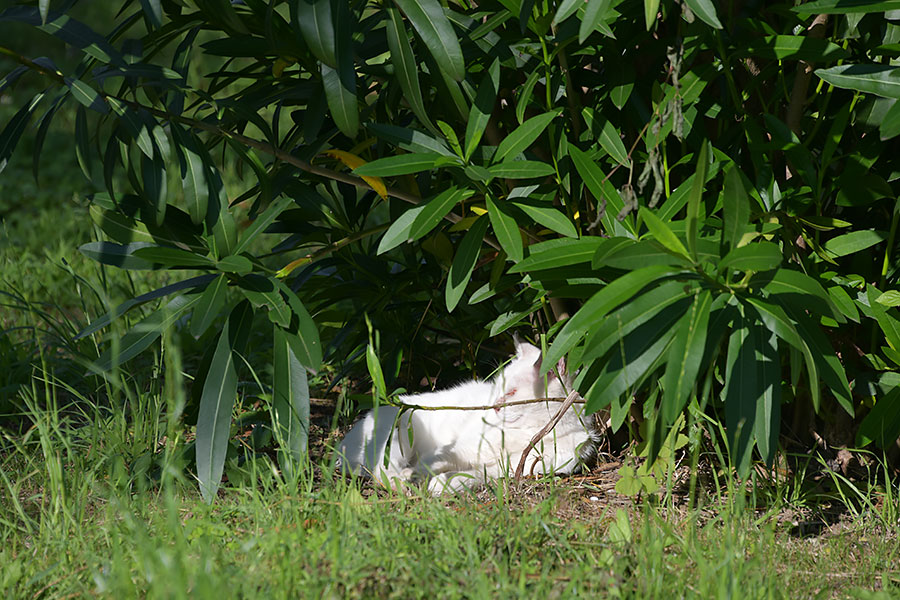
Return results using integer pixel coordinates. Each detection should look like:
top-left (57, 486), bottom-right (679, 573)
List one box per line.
top-left (276, 256), bottom-right (310, 279)
top-left (323, 149), bottom-right (387, 200)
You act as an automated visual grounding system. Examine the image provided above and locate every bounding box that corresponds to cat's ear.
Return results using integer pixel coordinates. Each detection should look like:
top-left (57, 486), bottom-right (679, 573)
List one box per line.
top-left (513, 336), bottom-right (541, 361)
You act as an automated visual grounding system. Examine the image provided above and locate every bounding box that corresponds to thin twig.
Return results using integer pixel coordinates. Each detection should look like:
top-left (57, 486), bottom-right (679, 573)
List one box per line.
top-left (392, 395), bottom-right (584, 412)
top-left (514, 390), bottom-right (580, 480)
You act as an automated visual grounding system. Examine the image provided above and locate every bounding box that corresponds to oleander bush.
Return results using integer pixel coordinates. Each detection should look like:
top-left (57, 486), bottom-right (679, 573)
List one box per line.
top-left (1, 0), bottom-right (899, 499)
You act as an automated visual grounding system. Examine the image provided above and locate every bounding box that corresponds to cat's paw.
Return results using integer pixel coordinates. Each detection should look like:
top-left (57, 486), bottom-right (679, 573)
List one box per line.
top-left (426, 471), bottom-right (477, 495)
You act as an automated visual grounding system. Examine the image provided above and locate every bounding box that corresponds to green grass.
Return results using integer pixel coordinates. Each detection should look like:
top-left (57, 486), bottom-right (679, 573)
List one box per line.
top-left (0, 356), bottom-right (898, 599)
top-left (2, 429), bottom-right (899, 598)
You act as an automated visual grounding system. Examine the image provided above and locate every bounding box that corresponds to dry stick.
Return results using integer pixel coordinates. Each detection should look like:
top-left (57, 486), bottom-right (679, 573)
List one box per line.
top-left (394, 394), bottom-right (585, 412)
top-left (513, 390), bottom-right (580, 480)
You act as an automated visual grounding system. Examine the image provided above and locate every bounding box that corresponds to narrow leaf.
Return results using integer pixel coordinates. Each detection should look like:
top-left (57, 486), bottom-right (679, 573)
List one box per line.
top-left (685, 143), bottom-right (708, 259)
top-left (272, 326), bottom-right (311, 478)
top-left (493, 111), bottom-right (559, 163)
top-left (546, 265), bottom-right (684, 371)
top-left (191, 275), bottom-right (229, 338)
top-left (394, 0), bottom-right (465, 82)
top-left (661, 291), bottom-right (712, 425)
top-left (410, 187), bottom-right (474, 241)
top-left (378, 204), bottom-right (426, 253)
top-left (815, 65), bottom-right (900, 99)
top-left (446, 215), bottom-right (489, 312)
top-left (486, 195), bottom-right (523, 262)
top-left (196, 301), bottom-right (253, 502)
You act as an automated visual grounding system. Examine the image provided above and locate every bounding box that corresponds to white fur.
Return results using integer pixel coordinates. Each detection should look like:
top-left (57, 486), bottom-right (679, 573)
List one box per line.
top-left (336, 342), bottom-right (598, 494)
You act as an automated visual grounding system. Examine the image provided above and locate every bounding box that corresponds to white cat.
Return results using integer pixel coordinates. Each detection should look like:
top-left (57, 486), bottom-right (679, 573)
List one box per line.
top-left (336, 341), bottom-right (599, 494)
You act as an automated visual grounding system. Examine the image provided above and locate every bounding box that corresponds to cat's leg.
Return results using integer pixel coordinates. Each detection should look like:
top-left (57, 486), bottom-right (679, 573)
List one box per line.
top-left (425, 461), bottom-right (507, 495)
top-left (426, 470), bottom-right (483, 495)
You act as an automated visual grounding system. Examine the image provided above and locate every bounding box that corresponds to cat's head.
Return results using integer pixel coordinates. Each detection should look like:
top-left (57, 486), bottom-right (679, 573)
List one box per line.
top-left (492, 340), bottom-right (569, 405)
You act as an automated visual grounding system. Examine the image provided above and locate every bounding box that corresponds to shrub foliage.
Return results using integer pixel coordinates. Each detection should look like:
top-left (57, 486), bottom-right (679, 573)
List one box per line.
top-left (1, 0), bottom-right (900, 498)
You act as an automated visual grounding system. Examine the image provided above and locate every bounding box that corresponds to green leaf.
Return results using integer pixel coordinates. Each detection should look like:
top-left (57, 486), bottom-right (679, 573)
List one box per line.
top-left (581, 281), bottom-right (694, 365)
top-left (216, 255), bottom-right (254, 274)
top-left (76, 275), bottom-right (215, 340)
top-left (394, 0), bottom-right (465, 82)
top-left (880, 99), bottom-right (900, 140)
top-left (582, 319), bottom-right (677, 415)
top-left (132, 246), bottom-right (214, 268)
top-left (511, 237), bottom-right (606, 273)
top-left (719, 242), bottom-right (782, 273)
top-left (293, 0), bottom-right (337, 68)
top-left (93, 294), bottom-right (201, 372)
top-left (685, 143), bottom-right (708, 259)
top-left (723, 316), bottom-right (758, 477)
top-left (79, 241), bottom-right (156, 270)
top-left (446, 215), bottom-right (489, 312)
top-left (722, 166), bottom-right (750, 252)
top-left (788, 308), bottom-right (854, 416)
top-left (232, 197), bottom-right (295, 256)
top-left (0, 8), bottom-right (124, 64)
top-left (815, 65), bottom-right (900, 99)
top-left (876, 290), bottom-right (900, 307)
top-left (272, 326), bottom-right (311, 478)
top-left (546, 265), bottom-right (685, 372)
top-left (353, 153), bottom-right (445, 177)
top-left (794, 0), bottom-right (900, 13)
top-left (746, 296), bottom-right (821, 412)
top-left (684, 0), bottom-right (722, 28)
top-left (579, 0), bottom-right (613, 44)
top-left (856, 387), bottom-right (900, 448)
top-left (65, 78), bottom-right (107, 113)
top-left (640, 207), bottom-right (691, 261)
top-left (378, 204), bottom-right (426, 253)
top-left (739, 35), bottom-right (848, 62)
top-left (553, 0), bottom-right (582, 25)
top-left (0, 94), bottom-right (43, 175)
top-left (569, 145), bottom-right (633, 237)
top-left (644, 0), bottom-right (660, 30)
top-left (753, 324), bottom-right (781, 467)
top-left (367, 123), bottom-right (454, 156)
top-left (410, 187), bottom-right (474, 241)
top-left (386, 7), bottom-right (434, 132)
top-left (274, 279), bottom-right (322, 370)
top-left (828, 285), bottom-right (860, 322)
top-left (74, 105), bottom-right (92, 180)
top-left (140, 153), bottom-right (167, 227)
top-left (516, 69), bottom-right (542, 125)
top-left (237, 275), bottom-right (292, 328)
top-left (661, 291), bottom-right (712, 426)
top-left (465, 58), bottom-right (500, 160)
top-left (322, 62), bottom-right (358, 138)
top-left (488, 160), bottom-right (556, 179)
top-left (867, 285), bottom-right (900, 351)
top-left (493, 111), bottom-right (559, 163)
top-left (191, 275), bottom-right (229, 338)
top-left (760, 269), bottom-right (843, 322)
top-left (486, 195), bottom-right (523, 262)
top-left (511, 200), bottom-right (577, 238)
top-left (823, 230), bottom-right (888, 257)
top-left (593, 114), bottom-right (630, 167)
top-left (437, 120), bottom-right (463, 157)
top-left (171, 125), bottom-right (209, 226)
top-left (600, 239), bottom-right (693, 270)
top-left (139, 0), bottom-right (162, 28)
top-left (196, 301), bottom-right (253, 503)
